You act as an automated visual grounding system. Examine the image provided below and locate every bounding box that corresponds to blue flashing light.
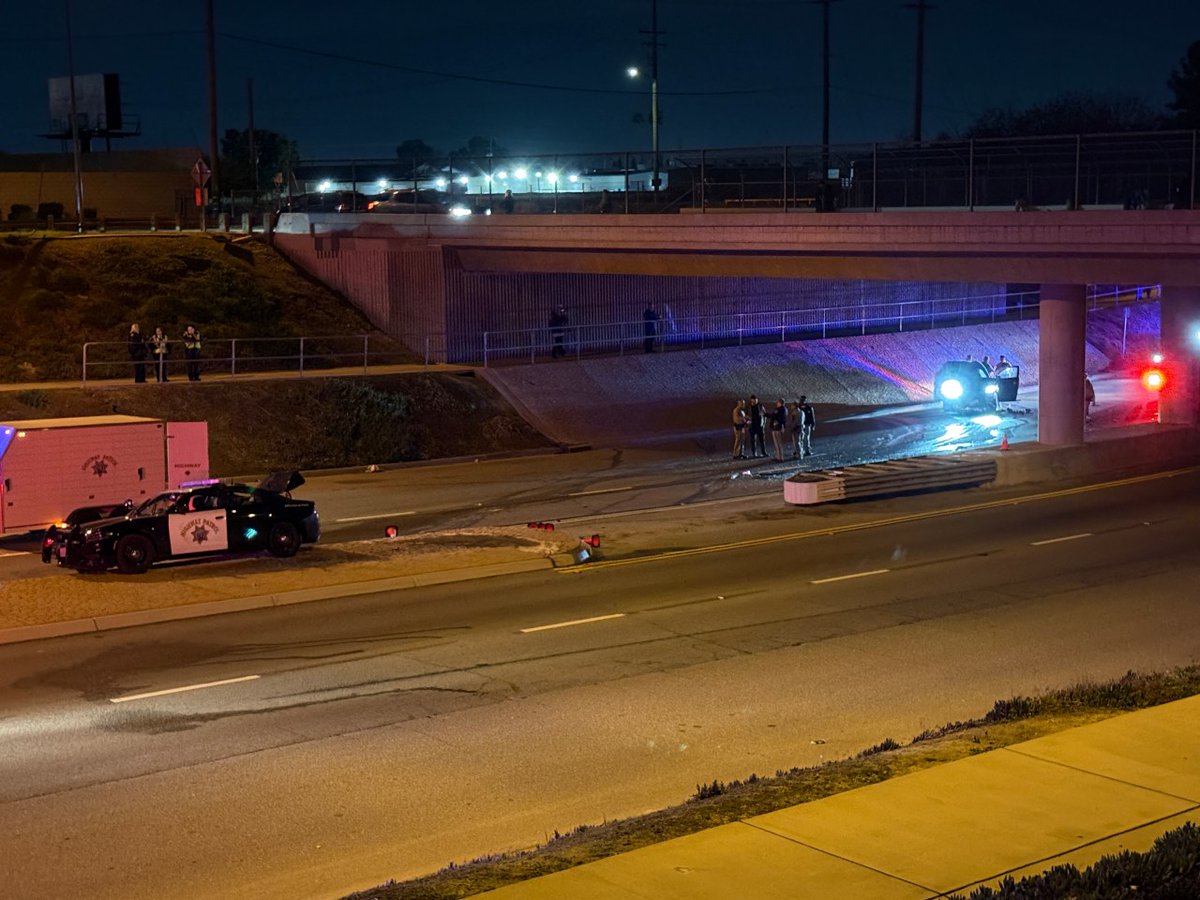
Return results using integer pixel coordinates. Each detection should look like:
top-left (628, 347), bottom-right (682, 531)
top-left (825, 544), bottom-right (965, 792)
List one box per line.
top-left (180, 478), bottom-right (221, 488)
top-left (0, 426), bottom-right (15, 461)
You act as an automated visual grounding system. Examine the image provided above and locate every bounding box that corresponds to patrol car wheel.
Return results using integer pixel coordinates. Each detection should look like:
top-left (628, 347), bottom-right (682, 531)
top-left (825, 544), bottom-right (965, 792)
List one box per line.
top-left (115, 534), bottom-right (155, 574)
top-left (267, 521), bottom-right (300, 558)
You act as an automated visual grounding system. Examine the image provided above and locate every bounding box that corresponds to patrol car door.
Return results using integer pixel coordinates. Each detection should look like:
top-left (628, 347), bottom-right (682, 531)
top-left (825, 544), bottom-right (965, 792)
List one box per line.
top-left (997, 365), bottom-right (1020, 402)
top-left (167, 494), bottom-right (230, 555)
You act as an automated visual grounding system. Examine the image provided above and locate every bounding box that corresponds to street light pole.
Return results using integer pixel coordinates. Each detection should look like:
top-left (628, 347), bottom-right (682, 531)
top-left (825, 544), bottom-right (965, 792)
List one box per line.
top-left (649, 0), bottom-right (660, 192)
top-left (64, 0), bottom-right (85, 232)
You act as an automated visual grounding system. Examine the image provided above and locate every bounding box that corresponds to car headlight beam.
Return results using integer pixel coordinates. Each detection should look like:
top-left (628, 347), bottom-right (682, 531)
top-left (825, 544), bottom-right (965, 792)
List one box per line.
top-left (938, 378), bottom-right (964, 400)
top-left (984, 383), bottom-right (999, 394)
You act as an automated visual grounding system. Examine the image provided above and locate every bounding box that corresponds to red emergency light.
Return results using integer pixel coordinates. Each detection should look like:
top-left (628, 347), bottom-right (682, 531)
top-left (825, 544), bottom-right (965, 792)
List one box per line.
top-left (1142, 367), bottom-right (1167, 392)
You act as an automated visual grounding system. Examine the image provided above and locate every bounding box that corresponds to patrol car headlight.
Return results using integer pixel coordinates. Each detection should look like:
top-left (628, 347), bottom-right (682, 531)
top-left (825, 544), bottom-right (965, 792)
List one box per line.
top-left (984, 383), bottom-right (999, 395)
top-left (938, 378), bottom-right (964, 400)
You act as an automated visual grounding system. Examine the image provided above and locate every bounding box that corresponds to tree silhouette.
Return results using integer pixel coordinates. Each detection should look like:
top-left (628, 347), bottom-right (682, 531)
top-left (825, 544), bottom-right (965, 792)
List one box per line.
top-left (1167, 40), bottom-right (1200, 128)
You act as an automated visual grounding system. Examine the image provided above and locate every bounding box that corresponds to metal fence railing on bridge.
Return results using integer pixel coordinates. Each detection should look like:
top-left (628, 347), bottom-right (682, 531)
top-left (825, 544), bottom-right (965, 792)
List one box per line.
top-left (476, 285), bottom-right (1158, 366)
top-left (80, 333), bottom-right (448, 384)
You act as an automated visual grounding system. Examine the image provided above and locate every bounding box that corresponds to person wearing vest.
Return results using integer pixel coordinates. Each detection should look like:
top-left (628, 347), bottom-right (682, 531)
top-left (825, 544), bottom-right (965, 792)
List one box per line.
top-left (150, 327), bottom-right (169, 382)
top-left (183, 325), bottom-right (203, 382)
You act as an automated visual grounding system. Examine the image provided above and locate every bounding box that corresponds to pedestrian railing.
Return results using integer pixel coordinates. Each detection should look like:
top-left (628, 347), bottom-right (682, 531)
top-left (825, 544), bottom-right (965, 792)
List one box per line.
top-left (477, 285), bottom-right (1156, 366)
top-left (80, 332), bottom-right (447, 384)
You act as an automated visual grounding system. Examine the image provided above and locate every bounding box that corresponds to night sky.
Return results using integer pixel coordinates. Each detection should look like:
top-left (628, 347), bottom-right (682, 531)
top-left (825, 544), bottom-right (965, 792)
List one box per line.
top-left (2, 1), bottom-right (1199, 162)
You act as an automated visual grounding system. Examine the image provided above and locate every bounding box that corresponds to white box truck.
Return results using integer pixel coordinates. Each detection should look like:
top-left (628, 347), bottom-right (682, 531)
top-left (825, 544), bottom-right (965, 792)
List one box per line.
top-left (0, 415), bottom-right (209, 533)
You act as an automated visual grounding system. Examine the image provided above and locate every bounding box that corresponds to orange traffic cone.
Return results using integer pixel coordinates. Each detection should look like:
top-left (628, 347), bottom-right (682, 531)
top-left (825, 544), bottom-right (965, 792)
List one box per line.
top-left (1000, 434), bottom-right (1009, 451)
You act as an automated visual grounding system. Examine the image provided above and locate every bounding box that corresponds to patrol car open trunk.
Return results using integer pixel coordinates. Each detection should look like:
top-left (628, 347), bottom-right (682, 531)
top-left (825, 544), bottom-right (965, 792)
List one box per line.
top-left (0, 416), bottom-right (208, 533)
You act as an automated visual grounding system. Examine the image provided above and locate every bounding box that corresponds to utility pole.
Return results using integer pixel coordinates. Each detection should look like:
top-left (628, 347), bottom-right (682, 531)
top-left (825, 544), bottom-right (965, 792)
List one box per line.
top-left (247, 77), bottom-right (257, 200)
top-left (639, 0), bottom-right (664, 192)
top-left (905, 0), bottom-right (935, 143)
top-left (64, 0), bottom-right (85, 232)
top-left (808, 0), bottom-right (840, 181)
top-left (206, 0), bottom-right (220, 201)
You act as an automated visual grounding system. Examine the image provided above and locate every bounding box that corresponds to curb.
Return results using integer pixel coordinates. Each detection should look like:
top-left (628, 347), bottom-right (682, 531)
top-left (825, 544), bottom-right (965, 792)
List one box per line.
top-left (0, 556), bottom-right (562, 647)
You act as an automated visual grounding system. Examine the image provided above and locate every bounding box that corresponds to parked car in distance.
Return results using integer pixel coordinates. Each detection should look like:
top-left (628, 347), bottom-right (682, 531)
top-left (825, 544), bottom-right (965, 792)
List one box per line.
top-left (40, 500), bottom-right (133, 563)
top-left (281, 191), bottom-right (372, 213)
top-left (46, 471), bottom-right (319, 574)
top-left (368, 189), bottom-right (472, 216)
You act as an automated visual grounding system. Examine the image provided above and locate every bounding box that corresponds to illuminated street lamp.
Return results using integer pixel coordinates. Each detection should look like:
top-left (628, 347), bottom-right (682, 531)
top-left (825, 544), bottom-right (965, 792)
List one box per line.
top-left (627, 0), bottom-right (662, 193)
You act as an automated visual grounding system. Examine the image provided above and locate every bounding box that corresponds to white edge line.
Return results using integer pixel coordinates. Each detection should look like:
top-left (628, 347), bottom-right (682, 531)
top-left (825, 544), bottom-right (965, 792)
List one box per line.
top-left (336, 511), bottom-right (417, 523)
top-left (810, 569), bottom-right (891, 585)
top-left (110, 674), bottom-right (260, 704)
top-left (568, 486), bottom-right (634, 497)
top-left (0, 550), bottom-right (27, 558)
top-left (520, 613), bottom-right (626, 633)
top-left (1030, 533), bottom-right (1093, 546)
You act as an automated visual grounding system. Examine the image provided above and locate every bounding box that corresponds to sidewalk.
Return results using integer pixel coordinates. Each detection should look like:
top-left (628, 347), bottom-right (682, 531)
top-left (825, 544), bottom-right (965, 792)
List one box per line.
top-left (478, 696), bottom-right (1200, 899)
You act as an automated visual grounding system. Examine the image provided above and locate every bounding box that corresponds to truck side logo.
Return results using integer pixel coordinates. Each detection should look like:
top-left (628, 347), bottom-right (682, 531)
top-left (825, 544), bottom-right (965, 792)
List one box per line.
top-left (82, 454), bottom-right (118, 477)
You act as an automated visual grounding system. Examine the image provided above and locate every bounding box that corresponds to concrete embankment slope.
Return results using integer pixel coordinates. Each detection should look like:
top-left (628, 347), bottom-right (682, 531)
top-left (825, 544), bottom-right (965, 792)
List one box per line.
top-left (481, 320), bottom-right (1110, 448)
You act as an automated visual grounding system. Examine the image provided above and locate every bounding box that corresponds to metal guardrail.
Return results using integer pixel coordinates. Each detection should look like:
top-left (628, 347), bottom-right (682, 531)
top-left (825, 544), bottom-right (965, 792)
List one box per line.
top-left (784, 455), bottom-right (998, 505)
top-left (80, 333), bottom-right (448, 383)
top-left (478, 285), bottom-right (1157, 366)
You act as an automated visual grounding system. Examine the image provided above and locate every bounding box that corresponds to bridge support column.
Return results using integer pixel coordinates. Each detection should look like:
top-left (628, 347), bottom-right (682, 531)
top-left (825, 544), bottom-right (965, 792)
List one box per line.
top-left (1160, 285), bottom-right (1200, 426)
top-left (1038, 283), bottom-right (1087, 446)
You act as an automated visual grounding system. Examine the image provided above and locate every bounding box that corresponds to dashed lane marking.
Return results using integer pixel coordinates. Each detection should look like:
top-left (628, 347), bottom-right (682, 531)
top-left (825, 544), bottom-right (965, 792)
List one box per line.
top-left (520, 613), bottom-right (626, 633)
top-left (810, 569), bottom-right (890, 585)
top-left (336, 511), bottom-right (417, 523)
top-left (1031, 533), bottom-right (1093, 546)
top-left (109, 674), bottom-right (260, 704)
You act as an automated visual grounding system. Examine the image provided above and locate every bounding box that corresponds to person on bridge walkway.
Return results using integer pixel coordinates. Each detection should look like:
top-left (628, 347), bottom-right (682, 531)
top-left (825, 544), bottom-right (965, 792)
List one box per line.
top-left (150, 327), bottom-right (170, 382)
top-left (799, 396), bottom-right (816, 457)
top-left (769, 399), bottom-right (787, 461)
top-left (731, 399), bottom-right (747, 459)
top-left (183, 325), bottom-right (203, 381)
top-left (1084, 373), bottom-right (1096, 420)
top-left (643, 304), bottom-right (659, 353)
top-left (128, 323), bottom-right (147, 384)
top-left (746, 395), bottom-right (766, 458)
top-left (549, 306), bottom-right (568, 359)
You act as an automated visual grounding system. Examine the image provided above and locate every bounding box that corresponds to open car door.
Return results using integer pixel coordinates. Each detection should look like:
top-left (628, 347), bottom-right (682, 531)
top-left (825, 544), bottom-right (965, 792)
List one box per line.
top-left (997, 365), bottom-right (1020, 403)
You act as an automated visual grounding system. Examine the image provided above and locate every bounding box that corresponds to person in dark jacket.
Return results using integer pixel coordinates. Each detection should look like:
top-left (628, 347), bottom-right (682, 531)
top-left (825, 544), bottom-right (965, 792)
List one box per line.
top-left (746, 395), bottom-right (766, 458)
top-left (799, 396), bottom-right (817, 457)
top-left (182, 325), bottom-right (203, 381)
top-left (128, 323), bottom-right (148, 383)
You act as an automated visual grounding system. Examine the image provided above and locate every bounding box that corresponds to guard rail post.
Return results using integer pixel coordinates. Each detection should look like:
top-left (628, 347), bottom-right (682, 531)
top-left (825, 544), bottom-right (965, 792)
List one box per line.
top-left (230, 338), bottom-right (237, 375)
top-left (362, 333), bottom-right (369, 374)
top-left (82, 342), bottom-right (91, 385)
top-left (299, 337), bottom-right (305, 376)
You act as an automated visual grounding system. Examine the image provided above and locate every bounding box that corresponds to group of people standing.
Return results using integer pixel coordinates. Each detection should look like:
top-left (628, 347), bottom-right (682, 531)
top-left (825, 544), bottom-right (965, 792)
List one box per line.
top-left (732, 395), bottom-right (816, 462)
top-left (128, 323), bottom-right (203, 383)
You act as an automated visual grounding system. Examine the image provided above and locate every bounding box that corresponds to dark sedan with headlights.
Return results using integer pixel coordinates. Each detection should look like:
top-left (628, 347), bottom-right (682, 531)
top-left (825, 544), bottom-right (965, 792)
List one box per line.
top-left (46, 471), bottom-right (319, 574)
top-left (934, 360), bottom-right (1020, 412)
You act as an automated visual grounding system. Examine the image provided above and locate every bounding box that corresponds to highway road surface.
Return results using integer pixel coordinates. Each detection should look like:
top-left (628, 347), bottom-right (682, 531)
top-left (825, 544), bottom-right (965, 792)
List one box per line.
top-left (0, 466), bottom-right (1197, 899)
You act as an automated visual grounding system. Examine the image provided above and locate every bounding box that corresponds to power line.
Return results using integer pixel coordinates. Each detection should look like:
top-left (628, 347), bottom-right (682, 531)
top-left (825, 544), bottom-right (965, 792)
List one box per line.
top-left (217, 32), bottom-right (772, 98)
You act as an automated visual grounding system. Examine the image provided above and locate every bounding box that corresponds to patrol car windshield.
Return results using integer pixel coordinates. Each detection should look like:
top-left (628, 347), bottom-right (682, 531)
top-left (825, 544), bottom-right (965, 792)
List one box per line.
top-left (134, 492), bottom-right (184, 517)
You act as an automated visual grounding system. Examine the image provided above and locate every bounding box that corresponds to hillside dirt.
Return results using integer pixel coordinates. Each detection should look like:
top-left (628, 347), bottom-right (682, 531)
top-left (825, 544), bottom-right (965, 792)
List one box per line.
top-left (0, 231), bottom-right (412, 381)
top-left (0, 232), bottom-right (556, 471)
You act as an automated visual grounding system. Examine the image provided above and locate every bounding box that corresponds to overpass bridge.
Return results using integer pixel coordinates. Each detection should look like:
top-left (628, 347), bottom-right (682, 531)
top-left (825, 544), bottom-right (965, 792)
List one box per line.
top-left (272, 209), bottom-right (1200, 447)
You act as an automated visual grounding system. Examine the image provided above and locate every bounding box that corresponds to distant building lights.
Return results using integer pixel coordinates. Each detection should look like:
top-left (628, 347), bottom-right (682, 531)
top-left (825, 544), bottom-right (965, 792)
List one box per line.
top-left (514, 167), bottom-right (527, 179)
top-left (627, 66), bottom-right (639, 78)
top-left (484, 174), bottom-right (493, 183)
top-left (546, 172), bottom-right (559, 185)
top-left (435, 177), bottom-right (447, 188)
top-left (496, 170), bottom-right (508, 179)
top-left (458, 175), bottom-right (469, 185)
top-left (568, 173), bottom-right (579, 183)
top-left (318, 180), bottom-right (332, 192)
top-left (376, 178), bottom-right (388, 188)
